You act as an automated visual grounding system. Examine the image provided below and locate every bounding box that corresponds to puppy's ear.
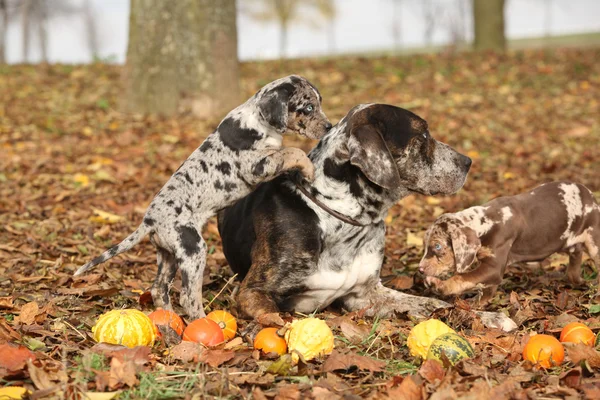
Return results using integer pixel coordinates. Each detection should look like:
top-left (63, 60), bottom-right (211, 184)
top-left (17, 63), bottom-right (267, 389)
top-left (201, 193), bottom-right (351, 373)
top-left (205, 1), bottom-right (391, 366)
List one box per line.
top-left (257, 84), bottom-right (293, 132)
top-left (449, 225), bottom-right (481, 273)
top-left (347, 125), bottom-right (401, 189)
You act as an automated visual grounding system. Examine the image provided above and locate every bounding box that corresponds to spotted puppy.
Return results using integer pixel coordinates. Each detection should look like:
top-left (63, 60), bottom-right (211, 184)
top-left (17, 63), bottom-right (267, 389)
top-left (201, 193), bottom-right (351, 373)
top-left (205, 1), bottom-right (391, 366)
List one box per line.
top-left (420, 181), bottom-right (600, 302)
top-left (74, 75), bottom-right (332, 319)
top-left (219, 104), bottom-right (517, 331)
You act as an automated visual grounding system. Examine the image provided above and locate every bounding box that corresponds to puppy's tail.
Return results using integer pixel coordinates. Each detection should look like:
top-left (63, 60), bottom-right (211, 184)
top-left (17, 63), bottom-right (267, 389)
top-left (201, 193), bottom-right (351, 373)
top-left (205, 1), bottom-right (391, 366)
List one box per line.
top-left (73, 223), bottom-right (152, 276)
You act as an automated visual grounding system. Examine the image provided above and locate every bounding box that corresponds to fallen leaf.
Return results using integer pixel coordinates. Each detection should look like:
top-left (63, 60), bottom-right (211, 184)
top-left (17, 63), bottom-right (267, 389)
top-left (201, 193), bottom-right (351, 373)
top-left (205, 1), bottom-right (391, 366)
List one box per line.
top-left (559, 367), bottom-right (582, 390)
top-left (0, 317), bottom-right (21, 342)
top-left (257, 313), bottom-right (285, 327)
top-left (83, 392), bottom-right (122, 400)
top-left (0, 296), bottom-right (14, 309)
top-left (108, 357), bottom-right (138, 389)
top-left (89, 209), bottom-right (124, 224)
top-left (339, 318), bottom-right (370, 343)
top-left (321, 350), bottom-right (385, 373)
top-left (169, 341), bottom-right (204, 363)
top-left (266, 354), bottom-right (293, 376)
top-left (387, 375), bottom-right (423, 400)
top-left (567, 343), bottom-right (600, 368)
top-left (406, 230), bottom-right (423, 247)
top-left (418, 359), bottom-right (445, 383)
top-left (0, 343), bottom-right (36, 375)
top-left (14, 301), bottom-right (39, 325)
top-left (199, 349), bottom-right (235, 368)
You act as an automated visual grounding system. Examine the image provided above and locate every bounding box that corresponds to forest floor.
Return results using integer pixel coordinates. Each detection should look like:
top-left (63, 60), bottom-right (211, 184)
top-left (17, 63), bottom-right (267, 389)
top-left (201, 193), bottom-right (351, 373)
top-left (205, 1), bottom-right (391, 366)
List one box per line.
top-left (1, 48), bottom-right (600, 399)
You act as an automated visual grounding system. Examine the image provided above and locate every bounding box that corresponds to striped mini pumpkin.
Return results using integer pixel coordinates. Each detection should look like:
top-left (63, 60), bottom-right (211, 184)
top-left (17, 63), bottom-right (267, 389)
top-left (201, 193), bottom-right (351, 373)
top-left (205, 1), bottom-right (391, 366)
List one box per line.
top-left (426, 333), bottom-right (474, 366)
top-left (92, 309), bottom-right (156, 348)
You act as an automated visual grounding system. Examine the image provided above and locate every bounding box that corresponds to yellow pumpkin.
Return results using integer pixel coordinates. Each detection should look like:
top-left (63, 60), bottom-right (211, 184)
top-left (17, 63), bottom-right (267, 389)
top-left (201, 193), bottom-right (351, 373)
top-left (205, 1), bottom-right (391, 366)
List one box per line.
top-left (92, 309), bottom-right (156, 348)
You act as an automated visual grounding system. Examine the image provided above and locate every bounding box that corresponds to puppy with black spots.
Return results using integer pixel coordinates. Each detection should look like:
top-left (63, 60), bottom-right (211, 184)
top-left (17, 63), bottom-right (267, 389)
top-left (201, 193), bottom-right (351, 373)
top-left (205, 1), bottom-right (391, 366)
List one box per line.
top-left (74, 75), bottom-right (332, 319)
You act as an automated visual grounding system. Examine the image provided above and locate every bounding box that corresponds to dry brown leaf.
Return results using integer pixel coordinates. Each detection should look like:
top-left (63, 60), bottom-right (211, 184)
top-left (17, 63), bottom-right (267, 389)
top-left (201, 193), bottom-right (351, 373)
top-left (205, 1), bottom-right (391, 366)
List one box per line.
top-left (567, 343), bottom-right (600, 367)
top-left (0, 317), bottom-right (21, 343)
top-left (0, 343), bottom-right (36, 374)
top-left (275, 383), bottom-right (301, 400)
top-left (169, 341), bottom-right (204, 364)
top-left (108, 357), bottom-right (138, 389)
top-left (0, 296), bottom-right (14, 309)
top-left (387, 375), bottom-right (423, 400)
top-left (15, 301), bottom-right (39, 325)
top-left (418, 359), bottom-right (445, 384)
top-left (321, 350), bottom-right (385, 373)
top-left (339, 318), bottom-right (370, 343)
top-left (199, 349), bottom-right (236, 368)
top-left (312, 386), bottom-right (341, 400)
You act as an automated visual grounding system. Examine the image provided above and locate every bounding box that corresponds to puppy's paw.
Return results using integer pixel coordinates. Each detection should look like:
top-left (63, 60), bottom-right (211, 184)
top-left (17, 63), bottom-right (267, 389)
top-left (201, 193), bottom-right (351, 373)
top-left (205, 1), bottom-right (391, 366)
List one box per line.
top-left (300, 160), bottom-right (315, 183)
top-left (425, 276), bottom-right (442, 289)
top-left (474, 311), bottom-right (518, 332)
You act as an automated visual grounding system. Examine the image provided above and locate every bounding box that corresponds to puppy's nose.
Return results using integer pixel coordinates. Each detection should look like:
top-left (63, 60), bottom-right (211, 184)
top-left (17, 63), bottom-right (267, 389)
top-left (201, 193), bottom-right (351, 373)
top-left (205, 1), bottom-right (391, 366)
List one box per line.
top-left (325, 122), bottom-right (333, 131)
top-left (419, 266), bottom-right (425, 273)
top-left (463, 155), bottom-right (472, 170)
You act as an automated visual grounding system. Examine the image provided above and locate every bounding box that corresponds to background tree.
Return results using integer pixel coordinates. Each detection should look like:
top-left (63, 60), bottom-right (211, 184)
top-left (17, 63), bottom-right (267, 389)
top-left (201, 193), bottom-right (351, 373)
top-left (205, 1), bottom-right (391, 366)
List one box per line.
top-left (243, 0), bottom-right (336, 59)
top-left (390, 0), bottom-right (402, 51)
top-left (420, 0), bottom-right (441, 47)
top-left (124, 0), bottom-right (240, 117)
top-left (473, 0), bottom-right (506, 51)
top-left (83, 0), bottom-right (99, 59)
top-left (0, 0), bottom-right (7, 63)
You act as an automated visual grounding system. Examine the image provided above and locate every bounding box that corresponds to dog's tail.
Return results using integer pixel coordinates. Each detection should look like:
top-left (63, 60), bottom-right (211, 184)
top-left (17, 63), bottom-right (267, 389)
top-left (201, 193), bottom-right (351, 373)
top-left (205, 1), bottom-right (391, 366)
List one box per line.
top-left (73, 223), bottom-right (152, 276)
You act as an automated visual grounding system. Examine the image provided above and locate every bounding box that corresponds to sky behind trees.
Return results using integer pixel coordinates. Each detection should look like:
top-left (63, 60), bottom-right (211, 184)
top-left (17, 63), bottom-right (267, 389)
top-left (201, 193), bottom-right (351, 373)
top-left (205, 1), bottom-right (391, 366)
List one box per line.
top-left (2, 0), bottom-right (600, 64)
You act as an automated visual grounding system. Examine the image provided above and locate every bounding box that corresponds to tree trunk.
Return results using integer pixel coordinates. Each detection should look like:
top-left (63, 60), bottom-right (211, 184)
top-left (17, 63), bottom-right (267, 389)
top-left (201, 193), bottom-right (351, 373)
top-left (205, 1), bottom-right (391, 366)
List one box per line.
top-left (22, 0), bottom-right (32, 62)
top-left (84, 0), bottom-right (99, 59)
top-left (473, 0), bottom-right (506, 51)
top-left (37, 0), bottom-right (48, 63)
top-left (279, 20), bottom-right (287, 59)
top-left (0, 0), bottom-right (7, 64)
top-left (124, 0), bottom-right (240, 118)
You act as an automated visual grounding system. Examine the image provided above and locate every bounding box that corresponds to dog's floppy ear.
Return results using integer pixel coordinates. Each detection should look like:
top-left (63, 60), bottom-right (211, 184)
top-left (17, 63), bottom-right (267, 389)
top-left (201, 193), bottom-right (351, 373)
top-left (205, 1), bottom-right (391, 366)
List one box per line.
top-left (347, 124), bottom-right (401, 189)
top-left (257, 84), bottom-right (293, 133)
top-left (449, 225), bottom-right (481, 273)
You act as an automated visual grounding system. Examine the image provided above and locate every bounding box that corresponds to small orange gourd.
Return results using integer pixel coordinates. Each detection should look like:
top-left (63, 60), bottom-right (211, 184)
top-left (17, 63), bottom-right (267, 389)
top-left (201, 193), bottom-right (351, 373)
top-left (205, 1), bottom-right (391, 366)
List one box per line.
top-left (207, 310), bottom-right (237, 341)
top-left (183, 318), bottom-right (225, 346)
top-left (92, 309), bottom-right (156, 348)
top-left (148, 309), bottom-right (185, 336)
top-left (560, 322), bottom-right (595, 346)
top-left (254, 327), bottom-right (287, 356)
top-left (522, 334), bottom-right (564, 368)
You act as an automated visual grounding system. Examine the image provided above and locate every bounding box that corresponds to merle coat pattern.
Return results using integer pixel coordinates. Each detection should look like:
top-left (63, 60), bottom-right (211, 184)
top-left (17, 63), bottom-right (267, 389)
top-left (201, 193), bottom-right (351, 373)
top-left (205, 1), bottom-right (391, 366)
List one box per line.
top-left (219, 104), bottom-right (517, 332)
top-left (74, 75), bottom-right (332, 319)
top-left (420, 181), bottom-right (600, 302)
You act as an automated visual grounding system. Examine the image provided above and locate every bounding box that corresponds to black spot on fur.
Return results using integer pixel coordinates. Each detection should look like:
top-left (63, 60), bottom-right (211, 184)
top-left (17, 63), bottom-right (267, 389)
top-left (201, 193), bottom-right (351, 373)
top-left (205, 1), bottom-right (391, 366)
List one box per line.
top-left (167, 185), bottom-right (176, 191)
top-left (181, 269), bottom-right (189, 291)
top-left (223, 182), bottom-right (237, 192)
top-left (252, 158), bottom-right (268, 176)
top-left (323, 158), bottom-right (363, 198)
top-left (199, 140), bottom-right (213, 152)
top-left (218, 117), bottom-right (261, 152)
top-left (215, 180), bottom-right (223, 190)
top-left (144, 217), bottom-right (155, 226)
top-left (199, 160), bottom-right (208, 173)
top-left (177, 225), bottom-right (201, 256)
top-left (108, 246), bottom-right (118, 256)
top-left (185, 204), bottom-right (193, 213)
top-left (216, 162), bottom-right (231, 175)
top-left (184, 172), bottom-right (193, 184)
top-left (175, 206), bottom-right (182, 215)
top-left (166, 200), bottom-right (174, 206)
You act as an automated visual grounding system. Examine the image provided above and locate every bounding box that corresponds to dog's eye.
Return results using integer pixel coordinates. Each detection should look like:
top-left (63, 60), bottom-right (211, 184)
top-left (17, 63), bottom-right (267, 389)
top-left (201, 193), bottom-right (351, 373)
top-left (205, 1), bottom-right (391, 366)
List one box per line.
top-left (305, 105), bottom-right (314, 112)
top-left (434, 243), bottom-right (442, 251)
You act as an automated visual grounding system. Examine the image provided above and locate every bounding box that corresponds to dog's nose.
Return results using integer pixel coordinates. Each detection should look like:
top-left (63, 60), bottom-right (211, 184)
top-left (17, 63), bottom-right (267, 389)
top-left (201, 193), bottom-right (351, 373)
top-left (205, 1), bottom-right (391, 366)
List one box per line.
top-left (419, 266), bottom-right (424, 273)
top-left (463, 155), bottom-right (472, 170)
top-left (325, 122), bottom-right (333, 131)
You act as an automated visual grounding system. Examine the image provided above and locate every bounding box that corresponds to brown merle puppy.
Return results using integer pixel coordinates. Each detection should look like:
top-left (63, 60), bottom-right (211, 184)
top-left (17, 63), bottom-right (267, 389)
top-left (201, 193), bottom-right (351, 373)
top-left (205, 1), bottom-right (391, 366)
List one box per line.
top-left (74, 75), bottom-right (331, 319)
top-left (420, 181), bottom-right (600, 303)
top-left (218, 104), bottom-right (517, 331)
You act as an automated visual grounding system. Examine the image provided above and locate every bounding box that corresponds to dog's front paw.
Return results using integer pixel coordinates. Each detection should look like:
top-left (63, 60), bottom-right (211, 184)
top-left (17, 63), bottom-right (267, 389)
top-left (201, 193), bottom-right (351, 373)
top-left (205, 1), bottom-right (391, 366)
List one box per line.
top-left (425, 276), bottom-right (443, 291)
top-left (474, 311), bottom-right (518, 332)
top-left (298, 159), bottom-right (315, 183)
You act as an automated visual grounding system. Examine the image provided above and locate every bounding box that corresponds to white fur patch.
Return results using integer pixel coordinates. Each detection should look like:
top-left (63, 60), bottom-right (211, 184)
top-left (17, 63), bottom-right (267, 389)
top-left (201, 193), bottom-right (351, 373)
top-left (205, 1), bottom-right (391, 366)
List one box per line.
top-left (295, 250), bottom-right (381, 313)
top-left (456, 206), bottom-right (493, 236)
top-left (559, 183), bottom-right (583, 240)
top-left (500, 206), bottom-right (513, 223)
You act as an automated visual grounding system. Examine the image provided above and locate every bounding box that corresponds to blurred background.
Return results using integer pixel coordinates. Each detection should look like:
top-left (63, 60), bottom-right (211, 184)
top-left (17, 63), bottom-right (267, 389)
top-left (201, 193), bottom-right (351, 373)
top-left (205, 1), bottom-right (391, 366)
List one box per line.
top-left (1, 0), bottom-right (599, 64)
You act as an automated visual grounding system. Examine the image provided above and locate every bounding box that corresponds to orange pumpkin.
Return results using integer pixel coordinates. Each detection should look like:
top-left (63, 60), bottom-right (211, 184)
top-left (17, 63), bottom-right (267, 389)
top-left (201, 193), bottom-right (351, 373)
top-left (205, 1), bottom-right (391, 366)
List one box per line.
top-left (207, 310), bottom-right (237, 341)
top-left (254, 327), bottom-right (287, 356)
top-left (183, 318), bottom-right (224, 346)
top-left (148, 309), bottom-right (185, 337)
top-left (522, 334), bottom-right (564, 368)
top-left (560, 322), bottom-right (595, 346)
top-left (92, 309), bottom-right (156, 348)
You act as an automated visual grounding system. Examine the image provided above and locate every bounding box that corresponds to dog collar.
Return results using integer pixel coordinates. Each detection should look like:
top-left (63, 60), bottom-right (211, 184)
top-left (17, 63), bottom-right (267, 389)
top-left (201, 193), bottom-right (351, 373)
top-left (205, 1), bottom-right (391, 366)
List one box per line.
top-left (294, 181), bottom-right (368, 227)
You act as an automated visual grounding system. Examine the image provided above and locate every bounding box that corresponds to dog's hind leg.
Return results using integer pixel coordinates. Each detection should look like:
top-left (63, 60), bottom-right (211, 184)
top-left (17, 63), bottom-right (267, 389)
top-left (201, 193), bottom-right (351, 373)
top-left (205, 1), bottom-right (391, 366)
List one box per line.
top-left (176, 232), bottom-right (208, 320)
top-left (151, 248), bottom-right (177, 310)
top-left (566, 245), bottom-right (584, 285)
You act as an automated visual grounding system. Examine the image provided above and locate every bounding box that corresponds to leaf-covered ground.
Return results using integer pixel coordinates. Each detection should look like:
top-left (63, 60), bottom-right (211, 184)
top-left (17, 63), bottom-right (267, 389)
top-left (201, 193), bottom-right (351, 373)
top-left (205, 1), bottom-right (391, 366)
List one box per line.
top-left (1, 48), bottom-right (600, 399)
